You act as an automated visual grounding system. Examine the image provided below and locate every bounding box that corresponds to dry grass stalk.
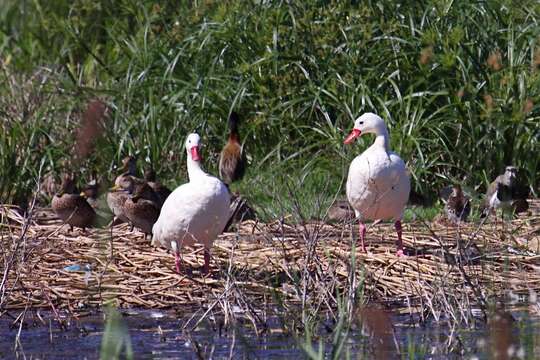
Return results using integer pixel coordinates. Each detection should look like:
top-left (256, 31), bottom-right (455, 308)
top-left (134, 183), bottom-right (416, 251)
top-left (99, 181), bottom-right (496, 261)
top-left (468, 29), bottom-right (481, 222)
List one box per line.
top-left (0, 200), bottom-right (538, 324)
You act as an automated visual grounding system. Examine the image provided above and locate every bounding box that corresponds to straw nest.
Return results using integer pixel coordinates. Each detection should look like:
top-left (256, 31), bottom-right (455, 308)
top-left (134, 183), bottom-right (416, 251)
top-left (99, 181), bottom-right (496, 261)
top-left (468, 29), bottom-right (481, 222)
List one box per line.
top-left (1, 200), bottom-right (539, 314)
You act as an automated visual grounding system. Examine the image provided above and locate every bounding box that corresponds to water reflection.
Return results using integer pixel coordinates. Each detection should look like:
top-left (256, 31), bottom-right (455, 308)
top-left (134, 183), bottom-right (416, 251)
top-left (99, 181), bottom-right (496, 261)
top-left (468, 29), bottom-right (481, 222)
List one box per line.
top-left (0, 305), bottom-right (539, 359)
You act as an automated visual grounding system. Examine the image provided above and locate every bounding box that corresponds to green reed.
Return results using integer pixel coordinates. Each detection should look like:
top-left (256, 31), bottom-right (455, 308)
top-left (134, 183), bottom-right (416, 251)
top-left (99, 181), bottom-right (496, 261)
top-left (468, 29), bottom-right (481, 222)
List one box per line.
top-left (0, 0), bottom-right (538, 211)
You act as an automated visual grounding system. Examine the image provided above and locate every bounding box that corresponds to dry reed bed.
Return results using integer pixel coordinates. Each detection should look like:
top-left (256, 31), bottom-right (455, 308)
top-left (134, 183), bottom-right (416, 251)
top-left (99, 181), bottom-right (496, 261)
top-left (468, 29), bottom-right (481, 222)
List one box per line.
top-left (1, 201), bottom-right (539, 314)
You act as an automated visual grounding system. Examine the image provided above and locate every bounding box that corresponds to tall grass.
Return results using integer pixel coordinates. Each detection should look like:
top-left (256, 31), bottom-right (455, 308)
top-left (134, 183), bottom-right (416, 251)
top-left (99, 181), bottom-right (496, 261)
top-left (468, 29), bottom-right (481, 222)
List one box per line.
top-left (0, 0), bottom-right (538, 209)
top-left (100, 306), bottom-right (133, 360)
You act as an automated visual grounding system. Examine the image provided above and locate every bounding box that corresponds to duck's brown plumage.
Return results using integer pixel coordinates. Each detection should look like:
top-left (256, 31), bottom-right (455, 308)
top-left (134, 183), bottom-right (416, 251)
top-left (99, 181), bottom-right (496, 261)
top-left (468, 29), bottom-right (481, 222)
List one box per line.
top-left (113, 156), bottom-right (138, 186)
top-left (106, 189), bottom-right (130, 223)
top-left (144, 169), bottom-right (171, 207)
top-left (117, 176), bottom-right (160, 236)
top-left (52, 174), bottom-right (96, 230)
top-left (444, 185), bottom-right (470, 223)
top-left (107, 156), bottom-right (143, 223)
top-left (81, 176), bottom-right (99, 209)
top-left (219, 112), bottom-right (245, 185)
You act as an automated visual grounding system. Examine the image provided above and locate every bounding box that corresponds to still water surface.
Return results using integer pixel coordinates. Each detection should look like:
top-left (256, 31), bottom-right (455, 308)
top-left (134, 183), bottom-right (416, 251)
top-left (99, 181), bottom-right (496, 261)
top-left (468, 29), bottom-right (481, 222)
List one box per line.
top-left (1, 305), bottom-right (539, 359)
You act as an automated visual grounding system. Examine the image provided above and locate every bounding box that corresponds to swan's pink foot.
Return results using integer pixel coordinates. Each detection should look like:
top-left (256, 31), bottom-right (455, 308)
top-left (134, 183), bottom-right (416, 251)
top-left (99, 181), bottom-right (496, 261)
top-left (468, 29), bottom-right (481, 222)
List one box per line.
top-left (203, 249), bottom-right (211, 275)
top-left (358, 222), bottom-right (367, 253)
top-left (174, 253), bottom-right (182, 274)
top-left (396, 249), bottom-right (405, 257)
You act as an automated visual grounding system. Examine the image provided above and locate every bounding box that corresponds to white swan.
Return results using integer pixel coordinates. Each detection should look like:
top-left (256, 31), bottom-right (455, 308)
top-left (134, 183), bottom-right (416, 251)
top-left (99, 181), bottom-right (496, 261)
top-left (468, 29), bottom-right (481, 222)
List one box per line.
top-left (344, 113), bottom-right (410, 256)
top-left (152, 133), bottom-right (230, 274)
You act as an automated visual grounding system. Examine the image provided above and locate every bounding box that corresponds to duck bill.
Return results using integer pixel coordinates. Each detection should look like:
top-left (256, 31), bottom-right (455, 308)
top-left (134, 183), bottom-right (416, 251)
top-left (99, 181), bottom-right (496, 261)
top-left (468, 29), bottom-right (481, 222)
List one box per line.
top-left (190, 146), bottom-right (201, 161)
top-left (344, 129), bottom-right (362, 144)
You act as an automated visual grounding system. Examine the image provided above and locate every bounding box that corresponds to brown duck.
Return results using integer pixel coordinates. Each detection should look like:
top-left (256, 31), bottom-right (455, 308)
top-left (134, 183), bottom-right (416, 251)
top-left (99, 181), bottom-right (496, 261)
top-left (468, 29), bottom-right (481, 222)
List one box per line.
top-left (114, 156), bottom-right (138, 185)
top-left (52, 174), bottom-right (96, 231)
top-left (107, 156), bottom-right (140, 224)
top-left (219, 112), bottom-right (246, 185)
top-left (144, 168), bottom-right (171, 207)
top-left (81, 172), bottom-right (99, 209)
top-left (443, 184), bottom-right (470, 223)
top-left (113, 176), bottom-right (160, 237)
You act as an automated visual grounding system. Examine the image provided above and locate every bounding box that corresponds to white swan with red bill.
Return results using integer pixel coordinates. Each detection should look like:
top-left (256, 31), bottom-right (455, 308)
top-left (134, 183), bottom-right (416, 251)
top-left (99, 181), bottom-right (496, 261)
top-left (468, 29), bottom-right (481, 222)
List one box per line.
top-left (152, 133), bottom-right (230, 274)
top-left (344, 112), bottom-right (410, 256)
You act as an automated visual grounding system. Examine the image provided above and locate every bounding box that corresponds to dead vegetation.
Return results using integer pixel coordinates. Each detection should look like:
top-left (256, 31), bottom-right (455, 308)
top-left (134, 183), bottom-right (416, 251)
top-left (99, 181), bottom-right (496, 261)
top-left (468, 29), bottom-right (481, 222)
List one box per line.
top-left (0, 200), bottom-right (538, 325)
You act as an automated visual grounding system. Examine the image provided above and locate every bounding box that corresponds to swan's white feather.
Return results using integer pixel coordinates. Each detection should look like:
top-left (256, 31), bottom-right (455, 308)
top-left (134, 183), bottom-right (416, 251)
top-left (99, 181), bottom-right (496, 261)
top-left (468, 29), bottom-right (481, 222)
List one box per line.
top-left (345, 113), bottom-right (410, 222)
top-left (346, 146), bottom-right (410, 221)
top-left (152, 134), bottom-right (230, 254)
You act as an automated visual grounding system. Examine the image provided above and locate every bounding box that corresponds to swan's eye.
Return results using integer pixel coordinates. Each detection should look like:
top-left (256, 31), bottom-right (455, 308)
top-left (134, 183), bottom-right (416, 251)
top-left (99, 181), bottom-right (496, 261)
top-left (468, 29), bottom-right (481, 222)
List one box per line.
top-left (359, 121), bottom-right (364, 125)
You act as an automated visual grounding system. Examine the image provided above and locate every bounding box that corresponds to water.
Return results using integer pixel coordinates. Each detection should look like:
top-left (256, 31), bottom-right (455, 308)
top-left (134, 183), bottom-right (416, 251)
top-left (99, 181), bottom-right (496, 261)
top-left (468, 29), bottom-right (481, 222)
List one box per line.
top-left (1, 305), bottom-right (539, 359)
top-left (1, 309), bottom-right (302, 359)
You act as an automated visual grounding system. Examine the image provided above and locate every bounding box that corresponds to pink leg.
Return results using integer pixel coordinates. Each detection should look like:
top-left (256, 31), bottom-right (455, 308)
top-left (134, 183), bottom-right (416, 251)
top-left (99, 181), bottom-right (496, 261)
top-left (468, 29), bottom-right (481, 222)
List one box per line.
top-left (203, 248), bottom-right (211, 275)
top-left (358, 222), bottom-right (367, 252)
top-left (175, 252), bottom-right (182, 273)
top-left (395, 220), bottom-right (404, 257)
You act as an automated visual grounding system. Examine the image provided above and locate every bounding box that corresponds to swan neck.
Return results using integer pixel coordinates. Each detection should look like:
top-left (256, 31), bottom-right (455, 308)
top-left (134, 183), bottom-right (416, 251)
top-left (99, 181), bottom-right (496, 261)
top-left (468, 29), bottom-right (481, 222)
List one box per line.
top-left (374, 129), bottom-right (390, 151)
top-left (187, 158), bottom-right (206, 180)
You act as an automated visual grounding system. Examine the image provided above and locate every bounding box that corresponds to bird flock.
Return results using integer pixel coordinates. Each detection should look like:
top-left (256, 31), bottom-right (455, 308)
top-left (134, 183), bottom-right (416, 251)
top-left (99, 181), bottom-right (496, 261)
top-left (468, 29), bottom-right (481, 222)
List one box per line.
top-left (51, 111), bottom-right (530, 273)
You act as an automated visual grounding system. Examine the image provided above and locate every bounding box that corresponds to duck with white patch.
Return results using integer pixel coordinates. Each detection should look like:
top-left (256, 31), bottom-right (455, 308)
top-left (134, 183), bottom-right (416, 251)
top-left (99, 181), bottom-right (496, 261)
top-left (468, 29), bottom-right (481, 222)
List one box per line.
top-left (440, 184), bottom-right (470, 224)
top-left (344, 112), bottom-right (410, 256)
top-left (152, 133), bottom-right (230, 274)
top-left (481, 166), bottom-right (518, 217)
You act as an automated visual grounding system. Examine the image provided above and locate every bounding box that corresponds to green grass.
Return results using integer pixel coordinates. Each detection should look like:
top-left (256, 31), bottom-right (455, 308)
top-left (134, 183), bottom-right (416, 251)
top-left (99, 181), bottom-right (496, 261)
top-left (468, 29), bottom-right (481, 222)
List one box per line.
top-left (403, 206), bottom-right (441, 222)
top-left (0, 0), bottom-right (538, 212)
top-left (100, 306), bottom-right (133, 360)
